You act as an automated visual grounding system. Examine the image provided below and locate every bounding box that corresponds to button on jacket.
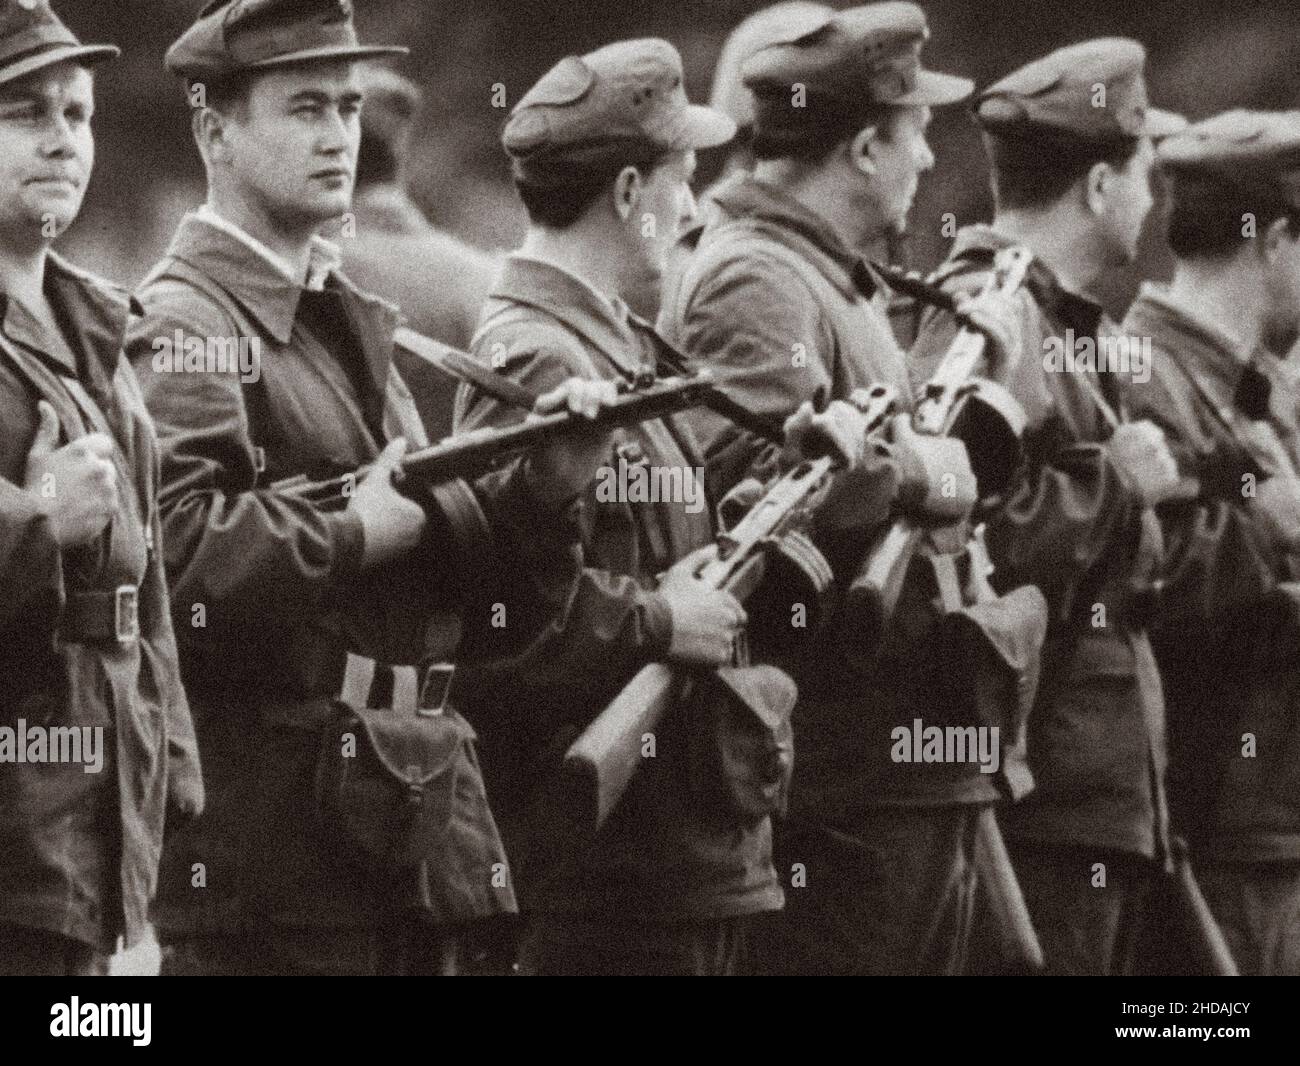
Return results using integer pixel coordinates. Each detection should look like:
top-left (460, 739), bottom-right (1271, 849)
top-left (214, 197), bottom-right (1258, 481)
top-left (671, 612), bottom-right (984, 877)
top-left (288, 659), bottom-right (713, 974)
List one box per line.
top-left (0, 253), bottom-right (201, 953)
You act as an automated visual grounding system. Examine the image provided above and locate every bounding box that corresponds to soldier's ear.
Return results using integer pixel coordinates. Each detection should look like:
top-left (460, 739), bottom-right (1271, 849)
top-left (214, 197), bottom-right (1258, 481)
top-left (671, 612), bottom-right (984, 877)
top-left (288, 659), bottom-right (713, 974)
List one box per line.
top-left (612, 165), bottom-right (641, 222)
top-left (193, 106), bottom-right (234, 167)
top-left (1084, 161), bottom-right (1111, 216)
top-left (849, 126), bottom-right (878, 176)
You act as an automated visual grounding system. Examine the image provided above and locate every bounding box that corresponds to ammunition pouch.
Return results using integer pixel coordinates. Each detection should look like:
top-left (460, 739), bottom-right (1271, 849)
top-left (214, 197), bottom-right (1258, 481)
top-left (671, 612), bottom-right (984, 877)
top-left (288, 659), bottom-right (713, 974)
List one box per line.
top-left (311, 655), bottom-right (515, 919)
top-left (874, 535), bottom-right (1048, 801)
top-left (688, 663), bottom-right (797, 824)
top-left (931, 584), bottom-right (1047, 801)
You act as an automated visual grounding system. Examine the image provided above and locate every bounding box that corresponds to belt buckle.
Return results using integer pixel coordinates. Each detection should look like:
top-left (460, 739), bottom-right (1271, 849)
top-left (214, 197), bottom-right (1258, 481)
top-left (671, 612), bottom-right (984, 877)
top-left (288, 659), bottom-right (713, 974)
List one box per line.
top-left (114, 585), bottom-right (140, 644)
top-left (418, 664), bottom-right (455, 717)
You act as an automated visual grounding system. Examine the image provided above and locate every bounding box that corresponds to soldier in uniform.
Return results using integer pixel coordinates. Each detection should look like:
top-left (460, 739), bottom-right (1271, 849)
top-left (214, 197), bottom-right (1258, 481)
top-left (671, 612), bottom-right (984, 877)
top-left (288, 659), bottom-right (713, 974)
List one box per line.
top-left (910, 40), bottom-right (1255, 975)
top-left (454, 36), bottom-right (871, 976)
top-left (125, 0), bottom-right (621, 976)
top-left (662, 3), bottom-right (1040, 976)
top-left (1123, 111), bottom-right (1300, 975)
top-left (341, 64), bottom-right (501, 439)
top-left (0, 1), bottom-right (202, 975)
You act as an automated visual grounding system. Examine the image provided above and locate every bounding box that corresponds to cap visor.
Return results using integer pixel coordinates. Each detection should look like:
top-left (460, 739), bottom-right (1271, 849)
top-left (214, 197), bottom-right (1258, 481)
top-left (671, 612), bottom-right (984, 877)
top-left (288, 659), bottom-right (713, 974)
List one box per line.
top-left (247, 44), bottom-right (410, 70)
top-left (894, 69), bottom-right (974, 108)
top-left (674, 104), bottom-right (739, 150)
top-left (0, 43), bottom-right (120, 88)
top-left (1144, 107), bottom-right (1188, 140)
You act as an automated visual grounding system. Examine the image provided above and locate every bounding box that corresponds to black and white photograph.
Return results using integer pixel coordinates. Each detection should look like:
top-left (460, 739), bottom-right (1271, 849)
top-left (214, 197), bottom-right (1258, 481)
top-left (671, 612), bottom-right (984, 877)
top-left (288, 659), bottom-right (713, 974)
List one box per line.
top-left (0, 0), bottom-right (1297, 1040)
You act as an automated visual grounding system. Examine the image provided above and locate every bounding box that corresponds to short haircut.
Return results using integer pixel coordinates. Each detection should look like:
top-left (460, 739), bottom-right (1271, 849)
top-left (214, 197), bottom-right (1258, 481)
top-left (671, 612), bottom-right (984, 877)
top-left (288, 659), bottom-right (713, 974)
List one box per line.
top-left (984, 128), bottom-right (1141, 211)
top-left (515, 146), bottom-right (673, 230)
top-left (752, 95), bottom-right (901, 165)
top-left (189, 75), bottom-right (250, 116)
top-left (1166, 182), bottom-right (1300, 260)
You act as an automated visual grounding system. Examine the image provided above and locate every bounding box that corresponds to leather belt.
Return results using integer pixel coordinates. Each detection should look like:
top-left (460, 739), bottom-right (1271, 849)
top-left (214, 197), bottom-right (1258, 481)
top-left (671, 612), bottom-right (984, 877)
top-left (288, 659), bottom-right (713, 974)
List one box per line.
top-left (338, 653), bottom-right (456, 717)
top-left (62, 585), bottom-right (141, 645)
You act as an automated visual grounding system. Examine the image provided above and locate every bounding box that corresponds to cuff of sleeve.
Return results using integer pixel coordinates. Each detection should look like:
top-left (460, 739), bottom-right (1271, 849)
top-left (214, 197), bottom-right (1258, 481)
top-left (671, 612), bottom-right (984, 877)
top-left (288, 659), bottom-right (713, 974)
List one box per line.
top-left (330, 509), bottom-right (367, 580)
top-left (641, 589), bottom-right (674, 659)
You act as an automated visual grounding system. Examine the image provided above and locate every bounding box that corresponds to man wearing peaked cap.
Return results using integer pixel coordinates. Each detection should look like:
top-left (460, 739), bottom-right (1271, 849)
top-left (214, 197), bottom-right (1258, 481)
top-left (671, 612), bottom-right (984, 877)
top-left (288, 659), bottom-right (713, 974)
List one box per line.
top-left (1122, 110), bottom-right (1300, 975)
top-left (454, 36), bottom-right (868, 976)
top-left (126, 0), bottom-right (622, 976)
top-left (974, 37), bottom-right (1185, 145)
top-left (910, 39), bottom-right (1216, 976)
top-left (0, 0), bottom-right (118, 87)
top-left (662, 3), bottom-right (1042, 977)
top-left (0, 2), bottom-right (203, 976)
top-left (661, 2), bottom-right (834, 307)
top-left (164, 0), bottom-right (408, 83)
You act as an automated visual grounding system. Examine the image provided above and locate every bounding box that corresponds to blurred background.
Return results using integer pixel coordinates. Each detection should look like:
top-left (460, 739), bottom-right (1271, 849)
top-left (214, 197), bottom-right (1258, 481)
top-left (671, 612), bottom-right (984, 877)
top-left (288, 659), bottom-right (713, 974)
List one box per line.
top-left (59, 0), bottom-right (1300, 314)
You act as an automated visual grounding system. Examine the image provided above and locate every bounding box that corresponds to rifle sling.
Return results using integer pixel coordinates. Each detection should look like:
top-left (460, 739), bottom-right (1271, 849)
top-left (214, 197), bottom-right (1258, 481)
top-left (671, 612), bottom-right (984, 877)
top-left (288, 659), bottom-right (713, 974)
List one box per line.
top-left (394, 326), bottom-right (540, 414)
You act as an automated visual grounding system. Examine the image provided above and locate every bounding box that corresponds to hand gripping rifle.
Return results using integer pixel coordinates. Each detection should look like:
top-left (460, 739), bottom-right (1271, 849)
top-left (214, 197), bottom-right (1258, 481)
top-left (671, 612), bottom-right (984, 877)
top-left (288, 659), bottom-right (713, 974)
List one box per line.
top-left (844, 245), bottom-right (1034, 646)
top-left (562, 386), bottom-right (900, 833)
top-left (270, 328), bottom-right (786, 510)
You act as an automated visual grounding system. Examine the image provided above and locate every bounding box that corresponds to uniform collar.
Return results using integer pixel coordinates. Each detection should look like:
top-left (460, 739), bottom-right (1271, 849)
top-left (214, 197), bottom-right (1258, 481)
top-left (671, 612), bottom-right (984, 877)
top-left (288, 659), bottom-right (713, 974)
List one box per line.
top-left (491, 254), bottom-right (653, 380)
top-left (159, 209), bottom-right (401, 396)
top-left (163, 209), bottom-right (341, 345)
top-left (705, 173), bottom-right (876, 300)
top-left (1126, 282), bottom-right (1258, 415)
top-left (0, 251), bottom-right (136, 379)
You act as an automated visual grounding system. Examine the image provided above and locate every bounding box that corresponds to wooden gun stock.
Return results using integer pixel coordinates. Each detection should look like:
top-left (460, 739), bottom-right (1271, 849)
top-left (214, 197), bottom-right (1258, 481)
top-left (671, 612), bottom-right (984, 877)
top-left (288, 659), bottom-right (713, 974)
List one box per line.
top-left (562, 461), bottom-right (833, 833)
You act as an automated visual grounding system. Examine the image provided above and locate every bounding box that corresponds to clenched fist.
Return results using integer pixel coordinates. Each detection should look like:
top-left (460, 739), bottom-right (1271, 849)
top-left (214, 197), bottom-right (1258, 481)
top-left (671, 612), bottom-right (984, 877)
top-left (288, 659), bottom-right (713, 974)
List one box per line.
top-left (23, 401), bottom-right (117, 548)
top-left (783, 399), bottom-right (869, 469)
top-left (347, 437), bottom-right (427, 570)
top-left (657, 545), bottom-right (747, 668)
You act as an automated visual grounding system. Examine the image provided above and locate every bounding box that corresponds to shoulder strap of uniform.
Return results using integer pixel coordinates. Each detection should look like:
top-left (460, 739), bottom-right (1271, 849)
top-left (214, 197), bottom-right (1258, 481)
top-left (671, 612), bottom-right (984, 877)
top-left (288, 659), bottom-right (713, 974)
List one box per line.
top-left (141, 257), bottom-right (278, 469)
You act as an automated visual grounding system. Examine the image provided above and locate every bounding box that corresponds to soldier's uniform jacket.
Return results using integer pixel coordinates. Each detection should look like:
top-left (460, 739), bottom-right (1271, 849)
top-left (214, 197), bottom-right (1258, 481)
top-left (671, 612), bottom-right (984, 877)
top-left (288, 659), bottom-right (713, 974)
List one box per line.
top-left (454, 254), bottom-right (787, 923)
top-left (0, 253), bottom-right (201, 953)
top-left (1123, 285), bottom-right (1297, 862)
top-left (125, 214), bottom-right (574, 938)
top-left (914, 225), bottom-right (1270, 861)
top-left (665, 177), bottom-right (1045, 821)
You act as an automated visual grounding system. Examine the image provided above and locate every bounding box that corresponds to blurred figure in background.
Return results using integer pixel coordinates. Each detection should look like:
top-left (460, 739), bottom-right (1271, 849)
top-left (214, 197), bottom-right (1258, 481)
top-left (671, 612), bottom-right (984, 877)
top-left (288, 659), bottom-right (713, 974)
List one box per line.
top-left (341, 64), bottom-right (500, 438)
top-left (703, 2), bottom-right (834, 188)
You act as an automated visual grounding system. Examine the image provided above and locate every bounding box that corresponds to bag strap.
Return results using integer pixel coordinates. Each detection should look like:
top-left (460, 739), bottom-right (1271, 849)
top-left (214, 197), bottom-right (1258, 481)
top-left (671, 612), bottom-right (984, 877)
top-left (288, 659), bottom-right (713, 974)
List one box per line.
top-left (143, 259), bottom-right (277, 475)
